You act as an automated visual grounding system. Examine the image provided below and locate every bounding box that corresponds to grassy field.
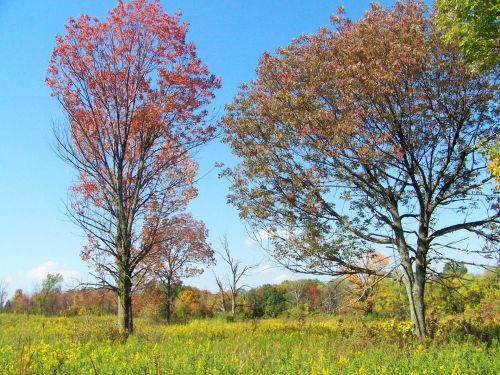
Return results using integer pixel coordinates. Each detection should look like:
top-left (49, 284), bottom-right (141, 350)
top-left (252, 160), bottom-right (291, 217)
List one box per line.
top-left (0, 314), bottom-right (498, 374)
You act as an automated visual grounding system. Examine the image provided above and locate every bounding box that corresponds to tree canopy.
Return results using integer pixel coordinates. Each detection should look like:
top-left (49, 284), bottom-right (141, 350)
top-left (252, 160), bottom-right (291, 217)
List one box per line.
top-left (223, 0), bottom-right (499, 337)
top-left (436, 0), bottom-right (499, 72)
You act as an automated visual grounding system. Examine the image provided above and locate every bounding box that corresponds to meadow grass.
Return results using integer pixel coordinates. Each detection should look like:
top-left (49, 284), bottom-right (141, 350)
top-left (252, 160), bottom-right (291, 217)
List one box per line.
top-left (0, 314), bottom-right (498, 374)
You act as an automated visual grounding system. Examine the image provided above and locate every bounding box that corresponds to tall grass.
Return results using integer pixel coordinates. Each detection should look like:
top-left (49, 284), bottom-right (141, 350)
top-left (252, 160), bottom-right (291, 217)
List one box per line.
top-left (0, 314), bottom-right (498, 374)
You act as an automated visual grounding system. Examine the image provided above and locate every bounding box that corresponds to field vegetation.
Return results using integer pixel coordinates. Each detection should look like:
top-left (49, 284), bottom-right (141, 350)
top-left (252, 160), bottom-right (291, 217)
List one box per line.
top-left (1, 266), bottom-right (498, 374)
top-left (0, 313), bottom-right (498, 374)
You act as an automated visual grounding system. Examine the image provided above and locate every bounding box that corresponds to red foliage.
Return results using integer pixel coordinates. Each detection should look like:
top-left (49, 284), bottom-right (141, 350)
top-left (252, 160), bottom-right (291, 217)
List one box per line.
top-left (148, 213), bottom-right (215, 284)
top-left (46, 0), bottom-right (220, 332)
top-left (46, 0), bottom-right (220, 264)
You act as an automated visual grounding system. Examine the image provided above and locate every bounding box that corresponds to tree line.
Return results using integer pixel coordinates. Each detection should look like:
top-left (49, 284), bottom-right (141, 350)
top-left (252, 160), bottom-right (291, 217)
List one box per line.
top-left (1, 263), bottom-right (497, 325)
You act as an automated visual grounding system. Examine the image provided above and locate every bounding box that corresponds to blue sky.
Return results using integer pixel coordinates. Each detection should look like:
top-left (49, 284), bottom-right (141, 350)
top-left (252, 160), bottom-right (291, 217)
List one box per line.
top-left (0, 0), bottom-right (405, 295)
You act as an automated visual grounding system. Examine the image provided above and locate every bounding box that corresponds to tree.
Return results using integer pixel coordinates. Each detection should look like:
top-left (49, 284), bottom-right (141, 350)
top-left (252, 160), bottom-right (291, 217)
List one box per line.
top-left (213, 271), bottom-right (227, 313)
top-left (425, 264), bottom-right (499, 315)
top-left (47, 0), bottom-right (219, 335)
top-left (215, 235), bottom-right (256, 316)
top-left (282, 279), bottom-right (323, 310)
top-left (426, 261), bottom-right (479, 315)
top-left (484, 138), bottom-right (500, 186)
top-left (173, 288), bottom-right (207, 321)
top-left (8, 289), bottom-right (31, 313)
top-left (148, 213), bottom-right (214, 324)
top-left (442, 260), bottom-right (468, 277)
top-left (34, 273), bottom-right (64, 315)
top-left (344, 253), bottom-right (389, 314)
top-left (242, 284), bottom-right (286, 317)
top-left (321, 278), bottom-right (350, 315)
top-left (371, 275), bottom-right (410, 319)
top-left (222, 1), bottom-right (498, 337)
top-left (261, 284), bottom-right (286, 317)
top-left (241, 287), bottom-right (264, 317)
top-left (286, 279), bottom-right (307, 308)
top-left (41, 273), bottom-right (63, 295)
top-left (435, 0), bottom-right (499, 72)
top-left (0, 280), bottom-right (8, 312)
top-left (435, 1), bottom-right (500, 188)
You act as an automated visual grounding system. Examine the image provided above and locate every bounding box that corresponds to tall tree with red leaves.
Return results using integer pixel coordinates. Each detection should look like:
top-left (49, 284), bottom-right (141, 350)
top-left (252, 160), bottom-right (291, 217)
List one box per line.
top-left (47, 0), bottom-right (220, 335)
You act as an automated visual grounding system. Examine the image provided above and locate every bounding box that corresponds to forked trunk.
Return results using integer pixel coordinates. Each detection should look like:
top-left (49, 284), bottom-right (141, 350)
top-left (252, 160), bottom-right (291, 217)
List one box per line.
top-left (401, 261), bottom-right (426, 338)
top-left (408, 281), bottom-right (426, 338)
top-left (220, 293), bottom-right (226, 313)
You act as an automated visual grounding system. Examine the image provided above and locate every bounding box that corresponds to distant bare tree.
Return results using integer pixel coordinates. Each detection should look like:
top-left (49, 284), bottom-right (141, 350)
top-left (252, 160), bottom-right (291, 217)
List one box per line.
top-left (322, 279), bottom-right (349, 315)
top-left (213, 272), bottom-right (227, 313)
top-left (287, 280), bottom-right (306, 308)
top-left (216, 235), bottom-right (257, 316)
top-left (0, 280), bottom-right (8, 312)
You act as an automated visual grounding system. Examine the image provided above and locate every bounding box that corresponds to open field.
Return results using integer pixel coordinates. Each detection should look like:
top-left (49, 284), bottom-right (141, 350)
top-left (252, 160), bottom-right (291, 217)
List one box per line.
top-left (0, 314), bottom-right (498, 374)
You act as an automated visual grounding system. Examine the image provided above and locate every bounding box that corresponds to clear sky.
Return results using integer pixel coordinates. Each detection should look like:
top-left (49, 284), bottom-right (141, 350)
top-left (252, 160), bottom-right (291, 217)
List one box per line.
top-left (0, 0), bottom-right (402, 296)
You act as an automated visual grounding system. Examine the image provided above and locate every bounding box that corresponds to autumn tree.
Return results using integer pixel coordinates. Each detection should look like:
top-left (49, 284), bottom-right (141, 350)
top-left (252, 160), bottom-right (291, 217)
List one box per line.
top-left (222, 1), bottom-right (498, 337)
top-left (344, 253), bottom-right (389, 314)
top-left (0, 280), bottom-right (8, 312)
top-left (147, 213), bottom-right (214, 324)
top-left (484, 141), bottom-right (500, 185)
top-left (7, 290), bottom-right (31, 313)
top-left (321, 278), bottom-right (350, 315)
top-left (286, 279), bottom-right (307, 308)
top-left (282, 279), bottom-right (322, 310)
top-left (47, 0), bottom-right (219, 335)
top-left (172, 287), bottom-right (213, 321)
top-left (34, 273), bottom-right (64, 315)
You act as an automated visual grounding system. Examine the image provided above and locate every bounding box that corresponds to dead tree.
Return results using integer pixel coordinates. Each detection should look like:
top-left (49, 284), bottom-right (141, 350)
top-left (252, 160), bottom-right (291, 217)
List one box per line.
top-left (216, 235), bottom-right (257, 316)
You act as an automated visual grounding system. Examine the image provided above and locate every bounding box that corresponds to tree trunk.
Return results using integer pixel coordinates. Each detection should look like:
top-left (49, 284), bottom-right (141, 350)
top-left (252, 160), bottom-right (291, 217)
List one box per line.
top-left (116, 210), bottom-right (133, 336)
top-left (231, 292), bottom-right (236, 316)
top-left (401, 261), bottom-right (426, 338)
top-left (117, 273), bottom-right (133, 336)
top-left (220, 292), bottom-right (226, 313)
top-left (117, 293), bottom-right (133, 335)
top-left (412, 257), bottom-right (427, 338)
top-left (409, 280), bottom-right (426, 338)
top-left (166, 299), bottom-right (172, 325)
top-left (395, 213), bottom-right (428, 338)
top-left (165, 278), bottom-right (172, 325)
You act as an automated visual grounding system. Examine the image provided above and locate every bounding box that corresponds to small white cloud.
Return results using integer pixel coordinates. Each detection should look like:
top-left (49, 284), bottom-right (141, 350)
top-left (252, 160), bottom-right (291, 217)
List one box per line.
top-left (258, 264), bottom-right (273, 274)
top-left (26, 261), bottom-right (79, 283)
top-left (244, 236), bottom-right (257, 247)
top-left (244, 228), bottom-right (285, 247)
